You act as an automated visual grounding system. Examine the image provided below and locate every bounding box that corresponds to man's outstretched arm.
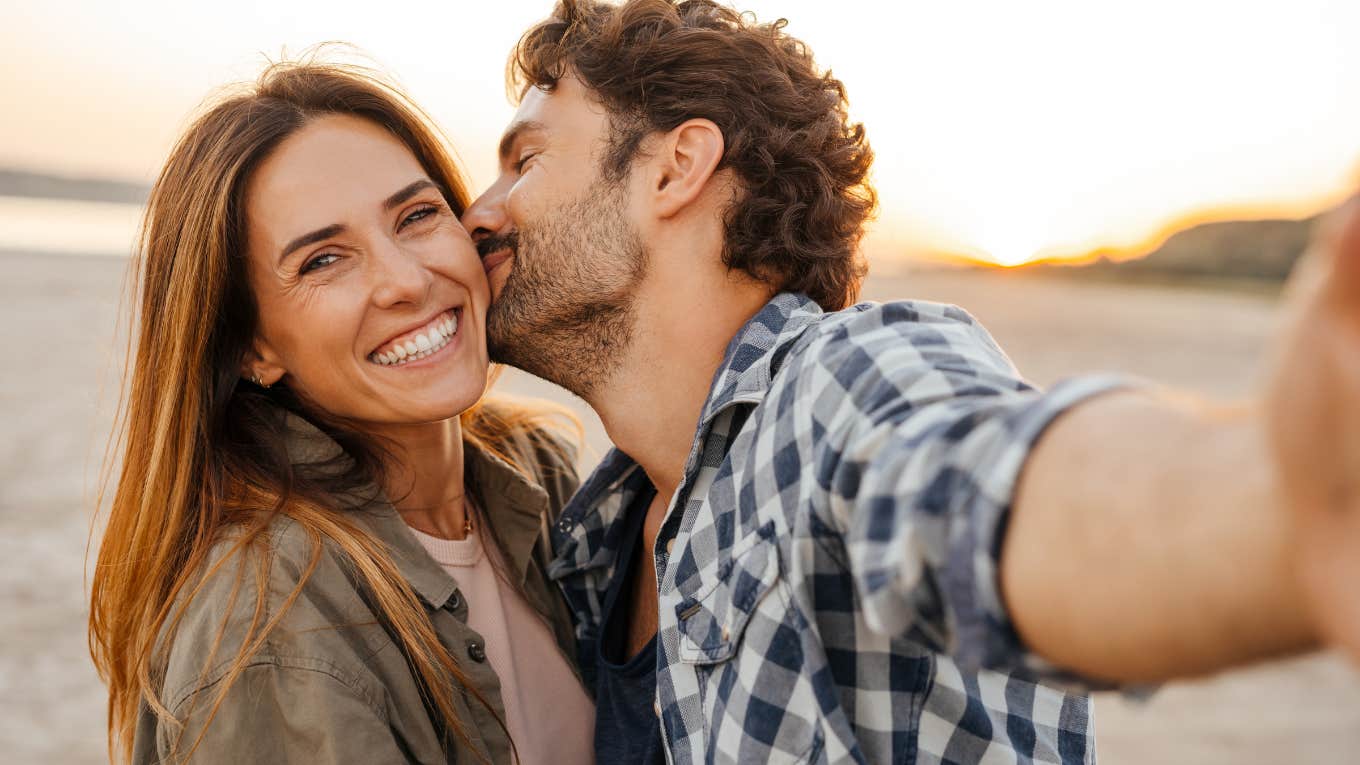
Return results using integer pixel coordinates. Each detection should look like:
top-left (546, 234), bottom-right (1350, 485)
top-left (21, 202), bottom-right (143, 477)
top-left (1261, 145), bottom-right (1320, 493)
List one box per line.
top-left (805, 201), bottom-right (1360, 688)
top-left (1004, 392), bottom-right (1313, 683)
top-left (1005, 199), bottom-right (1360, 683)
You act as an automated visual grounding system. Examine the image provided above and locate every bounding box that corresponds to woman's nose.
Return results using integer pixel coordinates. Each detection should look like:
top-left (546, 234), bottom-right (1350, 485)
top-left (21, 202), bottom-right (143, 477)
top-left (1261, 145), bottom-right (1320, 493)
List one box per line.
top-left (370, 241), bottom-right (433, 308)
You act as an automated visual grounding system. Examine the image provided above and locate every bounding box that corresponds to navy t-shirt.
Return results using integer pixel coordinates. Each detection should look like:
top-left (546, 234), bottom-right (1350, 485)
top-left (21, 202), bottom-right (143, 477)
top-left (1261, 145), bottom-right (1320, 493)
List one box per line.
top-left (592, 485), bottom-right (666, 765)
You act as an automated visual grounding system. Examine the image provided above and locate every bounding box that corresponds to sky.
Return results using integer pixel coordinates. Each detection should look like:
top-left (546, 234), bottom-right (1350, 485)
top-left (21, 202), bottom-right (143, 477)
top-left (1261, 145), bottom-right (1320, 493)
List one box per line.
top-left (4, 0), bottom-right (1359, 266)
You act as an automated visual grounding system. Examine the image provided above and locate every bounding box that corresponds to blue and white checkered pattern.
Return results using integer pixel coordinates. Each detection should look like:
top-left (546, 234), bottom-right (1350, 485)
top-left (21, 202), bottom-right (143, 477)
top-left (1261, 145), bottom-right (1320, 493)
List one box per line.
top-left (548, 293), bottom-right (1123, 764)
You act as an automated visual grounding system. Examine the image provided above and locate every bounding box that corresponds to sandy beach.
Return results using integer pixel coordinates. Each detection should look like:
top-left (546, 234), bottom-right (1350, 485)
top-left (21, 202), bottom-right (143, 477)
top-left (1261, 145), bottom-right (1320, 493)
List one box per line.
top-left (2, 250), bottom-right (1358, 764)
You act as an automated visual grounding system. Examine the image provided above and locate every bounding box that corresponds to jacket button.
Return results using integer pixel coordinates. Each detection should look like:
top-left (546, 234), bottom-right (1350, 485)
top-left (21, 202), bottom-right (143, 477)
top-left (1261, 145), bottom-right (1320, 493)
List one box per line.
top-left (467, 641), bottom-right (487, 663)
top-left (448, 591), bottom-right (462, 611)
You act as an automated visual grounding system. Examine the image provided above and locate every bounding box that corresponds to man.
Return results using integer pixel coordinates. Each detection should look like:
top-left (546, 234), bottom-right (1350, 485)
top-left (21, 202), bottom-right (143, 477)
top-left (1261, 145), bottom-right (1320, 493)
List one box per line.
top-left (460, 1), bottom-right (1358, 762)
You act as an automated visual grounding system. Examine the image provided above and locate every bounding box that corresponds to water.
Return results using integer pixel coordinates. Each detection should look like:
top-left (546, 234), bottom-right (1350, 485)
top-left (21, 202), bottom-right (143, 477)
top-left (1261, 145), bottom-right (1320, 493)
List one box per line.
top-left (0, 196), bottom-right (142, 257)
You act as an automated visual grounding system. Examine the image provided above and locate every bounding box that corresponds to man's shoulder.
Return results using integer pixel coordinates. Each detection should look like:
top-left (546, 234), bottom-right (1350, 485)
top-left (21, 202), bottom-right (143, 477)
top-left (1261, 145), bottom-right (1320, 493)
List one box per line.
top-left (813, 298), bottom-right (986, 339)
top-left (782, 298), bottom-right (1018, 381)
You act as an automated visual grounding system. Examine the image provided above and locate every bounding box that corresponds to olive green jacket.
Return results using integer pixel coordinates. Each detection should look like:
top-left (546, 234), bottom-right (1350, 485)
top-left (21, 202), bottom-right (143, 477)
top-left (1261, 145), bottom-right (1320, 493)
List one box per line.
top-left (131, 415), bottom-right (583, 764)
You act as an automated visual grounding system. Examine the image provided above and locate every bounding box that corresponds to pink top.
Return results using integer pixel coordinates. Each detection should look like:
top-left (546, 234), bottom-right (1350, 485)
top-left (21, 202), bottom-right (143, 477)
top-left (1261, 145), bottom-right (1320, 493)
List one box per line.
top-left (407, 526), bottom-right (595, 765)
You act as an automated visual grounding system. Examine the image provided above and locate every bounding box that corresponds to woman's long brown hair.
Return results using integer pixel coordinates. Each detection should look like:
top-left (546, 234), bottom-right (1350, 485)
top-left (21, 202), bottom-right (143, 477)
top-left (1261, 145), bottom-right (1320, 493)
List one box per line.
top-left (89, 56), bottom-right (574, 763)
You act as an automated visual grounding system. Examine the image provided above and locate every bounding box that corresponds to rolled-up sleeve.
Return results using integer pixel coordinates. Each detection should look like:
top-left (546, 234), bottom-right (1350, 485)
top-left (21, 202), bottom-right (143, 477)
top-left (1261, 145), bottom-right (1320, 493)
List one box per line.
top-left (794, 302), bottom-right (1126, 679)
top-left (161, 659), bottom-right (410, 764)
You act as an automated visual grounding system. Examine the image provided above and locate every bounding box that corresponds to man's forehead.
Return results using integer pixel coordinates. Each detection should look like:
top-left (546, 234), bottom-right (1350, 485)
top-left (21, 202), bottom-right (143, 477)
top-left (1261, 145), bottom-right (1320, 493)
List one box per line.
top-left (518, 83), bottom-right (553, 113)
top-left (498, 88), bottom-right (552, 152)
top-left (499, 78), bottom-right (609, 155)
top-left (510, 80), bottom-right (568, 128)
top-left (513, 76), bottom-right (608, 124)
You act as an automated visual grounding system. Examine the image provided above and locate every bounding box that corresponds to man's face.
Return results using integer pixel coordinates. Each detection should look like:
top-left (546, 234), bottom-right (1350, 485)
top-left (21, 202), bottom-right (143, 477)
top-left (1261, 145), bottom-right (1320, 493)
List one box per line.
top-left (462, 75), bottom-right (648, 397)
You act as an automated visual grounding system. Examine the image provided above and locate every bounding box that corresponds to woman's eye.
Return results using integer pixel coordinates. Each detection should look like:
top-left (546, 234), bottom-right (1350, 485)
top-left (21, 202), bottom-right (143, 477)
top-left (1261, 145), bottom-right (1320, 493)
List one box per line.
top-left (399, 205), bottom-right (439, 230)
top-left (300, 253), bottom-right (339, 274)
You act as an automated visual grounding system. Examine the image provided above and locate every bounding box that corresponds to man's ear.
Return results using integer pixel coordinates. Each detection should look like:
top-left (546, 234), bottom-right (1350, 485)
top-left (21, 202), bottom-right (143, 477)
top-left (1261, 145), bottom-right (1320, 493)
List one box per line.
top-left (651, 118), bottom-right (725, 219)
top-left (239, 337), bottom-right (287, 387)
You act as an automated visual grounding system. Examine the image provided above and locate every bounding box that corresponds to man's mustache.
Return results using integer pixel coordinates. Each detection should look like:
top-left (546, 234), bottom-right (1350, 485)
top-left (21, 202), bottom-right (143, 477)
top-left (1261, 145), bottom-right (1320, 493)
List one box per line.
top-left (477, 231), bottom-right (519, 259)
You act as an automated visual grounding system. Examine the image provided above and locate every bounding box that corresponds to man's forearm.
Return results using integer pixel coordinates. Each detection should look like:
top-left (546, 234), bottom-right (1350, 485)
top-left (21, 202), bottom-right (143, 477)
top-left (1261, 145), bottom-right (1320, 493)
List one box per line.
top-left (1002, 390), bottom-right (1316, 682)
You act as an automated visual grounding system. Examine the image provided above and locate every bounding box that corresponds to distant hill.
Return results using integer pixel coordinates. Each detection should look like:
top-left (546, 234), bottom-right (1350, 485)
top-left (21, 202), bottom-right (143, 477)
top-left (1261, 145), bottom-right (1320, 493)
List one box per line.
top-left (1029, 214), bottom-right (1322, 286)
top-left (0, 168), bottom-right (149, 205)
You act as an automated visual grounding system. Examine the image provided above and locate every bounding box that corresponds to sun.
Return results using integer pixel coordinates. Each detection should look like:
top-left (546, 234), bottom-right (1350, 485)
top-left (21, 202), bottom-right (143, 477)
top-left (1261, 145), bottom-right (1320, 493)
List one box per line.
top-left (986, 249), bottom-right (1039, 268)
top-left (973, 224), bottom-right (1046, 268)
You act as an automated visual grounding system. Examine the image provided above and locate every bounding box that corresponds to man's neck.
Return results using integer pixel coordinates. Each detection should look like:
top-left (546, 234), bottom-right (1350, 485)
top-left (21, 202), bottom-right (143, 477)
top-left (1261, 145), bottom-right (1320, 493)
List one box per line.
top-left (585, 271), bottom-right (772, 499)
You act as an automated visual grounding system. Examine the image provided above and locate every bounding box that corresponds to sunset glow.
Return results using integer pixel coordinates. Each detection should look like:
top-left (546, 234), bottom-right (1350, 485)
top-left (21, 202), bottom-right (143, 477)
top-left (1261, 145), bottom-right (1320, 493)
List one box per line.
top-left (4, 0), bottom-right (1358, 267)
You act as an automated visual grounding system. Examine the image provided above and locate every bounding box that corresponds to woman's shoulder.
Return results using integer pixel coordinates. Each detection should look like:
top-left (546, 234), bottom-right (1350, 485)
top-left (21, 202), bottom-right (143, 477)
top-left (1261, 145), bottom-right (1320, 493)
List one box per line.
top-left (471, 397), bottom-right (584, 515)
top-left (158, 514), bottom-right (385, 712)
top-left (517, 422), bottom-right (583, 518)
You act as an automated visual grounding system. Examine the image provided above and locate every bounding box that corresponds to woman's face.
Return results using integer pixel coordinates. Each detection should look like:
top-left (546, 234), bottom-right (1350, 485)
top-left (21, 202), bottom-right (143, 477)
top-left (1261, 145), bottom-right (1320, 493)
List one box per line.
top-left (242, 114), bottom-right (490, 426)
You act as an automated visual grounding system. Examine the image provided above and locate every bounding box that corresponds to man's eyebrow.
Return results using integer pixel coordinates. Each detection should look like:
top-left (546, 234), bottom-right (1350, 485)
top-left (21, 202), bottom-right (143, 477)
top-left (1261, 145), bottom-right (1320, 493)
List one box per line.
top-left (280, 223), bottom-right (345, 263)
top-left (498, 120), bottom-right (547, 162)
top-left (383, 179), bottom-right (440, 211)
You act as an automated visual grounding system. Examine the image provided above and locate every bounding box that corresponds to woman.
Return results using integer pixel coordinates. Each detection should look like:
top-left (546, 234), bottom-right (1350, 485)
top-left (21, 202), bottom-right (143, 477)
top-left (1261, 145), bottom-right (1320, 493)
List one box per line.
top-left (89, 59), bottom-right (595, 764)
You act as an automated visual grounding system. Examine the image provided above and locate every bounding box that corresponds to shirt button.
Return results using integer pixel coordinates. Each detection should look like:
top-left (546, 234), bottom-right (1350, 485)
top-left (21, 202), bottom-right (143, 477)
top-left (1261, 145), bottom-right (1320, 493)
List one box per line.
top-left (665, 538), bottom-right (675, 555)
top-left (653, 700), bottom-right (662, 718)
top-left (467, 641), bottom-right (487, 663)
top-left (721, 625), bottom-right (731, 642)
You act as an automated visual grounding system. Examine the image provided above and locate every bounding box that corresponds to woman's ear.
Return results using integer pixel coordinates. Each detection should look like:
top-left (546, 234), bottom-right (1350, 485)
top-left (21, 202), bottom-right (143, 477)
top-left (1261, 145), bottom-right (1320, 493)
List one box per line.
top-left (240, 338), bottom-right (287, 387)
top-left (651, 118), bottom-right (725, 219)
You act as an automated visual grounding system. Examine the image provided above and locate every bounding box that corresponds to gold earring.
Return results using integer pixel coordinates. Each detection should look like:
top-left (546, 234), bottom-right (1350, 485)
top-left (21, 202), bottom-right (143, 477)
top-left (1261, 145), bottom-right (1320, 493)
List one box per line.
top-left (250, 373), bottom-right (271, 389)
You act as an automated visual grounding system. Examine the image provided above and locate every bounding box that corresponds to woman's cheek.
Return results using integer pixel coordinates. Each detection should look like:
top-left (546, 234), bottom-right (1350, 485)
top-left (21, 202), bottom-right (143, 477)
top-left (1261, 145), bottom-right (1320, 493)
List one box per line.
top-left (427, 231), bottom-right (490, 304)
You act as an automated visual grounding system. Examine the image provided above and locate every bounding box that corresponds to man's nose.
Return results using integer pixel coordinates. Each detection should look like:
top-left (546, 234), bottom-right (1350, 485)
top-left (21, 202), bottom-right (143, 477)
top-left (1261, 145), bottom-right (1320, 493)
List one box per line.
top-left (461, 185), bottom-right (509, 244)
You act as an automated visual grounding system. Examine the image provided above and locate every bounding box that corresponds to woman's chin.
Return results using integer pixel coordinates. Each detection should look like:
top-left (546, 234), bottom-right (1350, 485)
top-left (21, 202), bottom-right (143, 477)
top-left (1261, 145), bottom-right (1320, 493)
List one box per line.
top-left (301, 374), bottom-right (486, 430)
top-left (379, 381), bottom-right (487, 424)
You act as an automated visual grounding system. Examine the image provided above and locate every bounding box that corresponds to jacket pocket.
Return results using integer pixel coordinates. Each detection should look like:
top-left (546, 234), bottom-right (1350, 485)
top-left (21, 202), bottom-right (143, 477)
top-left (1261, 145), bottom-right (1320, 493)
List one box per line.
top-left (674, 521), bottom-right (781, 665)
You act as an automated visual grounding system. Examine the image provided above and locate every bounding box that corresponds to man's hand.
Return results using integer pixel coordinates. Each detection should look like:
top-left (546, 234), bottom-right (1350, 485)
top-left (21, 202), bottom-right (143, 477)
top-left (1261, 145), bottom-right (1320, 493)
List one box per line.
top-left (1266, 197), bottom-right (1360, 664)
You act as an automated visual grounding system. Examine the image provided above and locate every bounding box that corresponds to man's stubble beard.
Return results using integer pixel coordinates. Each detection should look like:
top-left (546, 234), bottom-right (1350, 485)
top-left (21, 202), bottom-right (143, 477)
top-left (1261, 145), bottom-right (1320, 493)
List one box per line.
top-left (485, 179), bottom-right (648, 400)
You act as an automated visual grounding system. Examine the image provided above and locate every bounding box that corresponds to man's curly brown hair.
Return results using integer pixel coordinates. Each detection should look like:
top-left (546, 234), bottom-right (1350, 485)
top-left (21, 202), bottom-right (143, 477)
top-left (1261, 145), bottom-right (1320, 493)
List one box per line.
top-left (510, 0), bottom-right (877, 311)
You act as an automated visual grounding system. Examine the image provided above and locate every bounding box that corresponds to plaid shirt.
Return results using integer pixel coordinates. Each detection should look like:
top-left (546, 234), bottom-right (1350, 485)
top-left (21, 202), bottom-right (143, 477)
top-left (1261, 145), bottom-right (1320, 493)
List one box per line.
top-left (548, 293), bottom-right (1123, 764)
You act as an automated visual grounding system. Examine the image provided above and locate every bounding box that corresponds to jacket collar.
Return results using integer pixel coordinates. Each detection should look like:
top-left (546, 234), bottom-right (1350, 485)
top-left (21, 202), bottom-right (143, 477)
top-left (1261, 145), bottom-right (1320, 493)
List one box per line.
top-left (281, 412), bottom-right (550, 609)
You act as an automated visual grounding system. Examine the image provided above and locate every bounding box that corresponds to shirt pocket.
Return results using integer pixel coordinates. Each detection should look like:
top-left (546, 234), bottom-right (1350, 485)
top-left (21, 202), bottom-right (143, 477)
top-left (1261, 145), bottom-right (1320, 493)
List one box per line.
top-left (674, 521), bottom-right (782, 665)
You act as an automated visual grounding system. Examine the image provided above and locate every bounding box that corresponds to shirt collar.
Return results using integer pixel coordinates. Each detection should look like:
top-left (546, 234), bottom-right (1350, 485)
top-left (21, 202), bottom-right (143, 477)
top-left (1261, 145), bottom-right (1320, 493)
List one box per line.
top-left (551, 292), bottom-right (825, 564)
top-left (280, 411), bottom-right (550, 609)
top-left (697, 292), bottom-right (825, 427)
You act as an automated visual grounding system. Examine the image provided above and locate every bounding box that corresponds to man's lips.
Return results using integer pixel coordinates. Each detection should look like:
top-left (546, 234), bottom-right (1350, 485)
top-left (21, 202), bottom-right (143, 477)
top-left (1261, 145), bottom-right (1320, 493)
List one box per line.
top-left (476, 231), bottom-right (517, 275)
top-left (481, 249), bottom-right (512, 274)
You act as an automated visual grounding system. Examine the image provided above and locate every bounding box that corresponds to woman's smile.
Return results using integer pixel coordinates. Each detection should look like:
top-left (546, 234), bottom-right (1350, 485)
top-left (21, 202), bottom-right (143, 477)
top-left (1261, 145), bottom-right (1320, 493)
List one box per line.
top-left (368, 307), bottom-right (463, 368)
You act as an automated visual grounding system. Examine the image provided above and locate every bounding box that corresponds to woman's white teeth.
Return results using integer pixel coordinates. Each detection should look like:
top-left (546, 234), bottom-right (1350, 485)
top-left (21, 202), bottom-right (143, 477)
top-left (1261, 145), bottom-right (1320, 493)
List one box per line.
top-left (370, 312), bottom-right (458, 366)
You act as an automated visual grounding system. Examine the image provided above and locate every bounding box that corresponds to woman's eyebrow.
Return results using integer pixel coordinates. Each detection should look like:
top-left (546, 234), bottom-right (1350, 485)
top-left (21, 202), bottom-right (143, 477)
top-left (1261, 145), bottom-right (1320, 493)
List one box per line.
top-left (280, 223), bottom-right (346, 263)
top-left (277, 179), bottom-right (439, 264)
top-left (383, 178), bottom-right (439, 211)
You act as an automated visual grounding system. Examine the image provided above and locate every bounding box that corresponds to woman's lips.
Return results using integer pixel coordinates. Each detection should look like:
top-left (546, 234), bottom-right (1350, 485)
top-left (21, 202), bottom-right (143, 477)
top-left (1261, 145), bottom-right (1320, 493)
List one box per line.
top-left (367, 309), bottom-right (459, 366)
